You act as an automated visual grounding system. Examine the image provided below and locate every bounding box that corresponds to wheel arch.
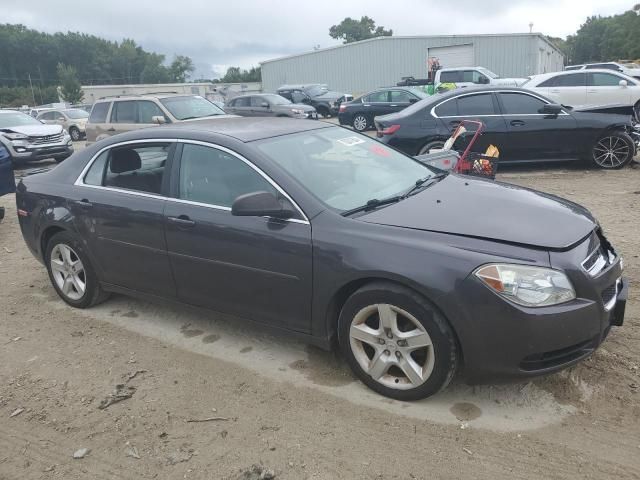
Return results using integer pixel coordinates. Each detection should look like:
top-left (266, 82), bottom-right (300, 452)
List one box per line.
top-left (324, 276), bottom-right (465, 367)
top-left (40, 225), bottom-right (67, 261)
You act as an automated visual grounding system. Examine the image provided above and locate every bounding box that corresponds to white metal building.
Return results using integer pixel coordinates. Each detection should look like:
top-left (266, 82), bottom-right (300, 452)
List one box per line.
top-left (261, 33), bottom-right (564, 95)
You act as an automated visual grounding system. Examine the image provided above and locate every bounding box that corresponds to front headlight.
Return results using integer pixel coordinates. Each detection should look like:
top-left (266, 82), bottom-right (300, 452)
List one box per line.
top-left (3, 132), bottom-right (28, 140)
top-left (475, 264), bottom-right (576, 307)
top-left (291, 108), bottom-right (304, 115)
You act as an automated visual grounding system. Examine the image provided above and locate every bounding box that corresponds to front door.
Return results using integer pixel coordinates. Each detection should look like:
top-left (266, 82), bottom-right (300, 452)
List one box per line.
top-left (164, 142), bottom-right (312, 331)
top-left (389, 90), bottom-right (417, 114)
top-left (497, 91), bottom-right (579, 161)
top-left (69, 142), bottom-right (176, 297)
top-left (586, 72), bottom-right (634, 107)
top-left (250, 96), bottom-right (272, 117)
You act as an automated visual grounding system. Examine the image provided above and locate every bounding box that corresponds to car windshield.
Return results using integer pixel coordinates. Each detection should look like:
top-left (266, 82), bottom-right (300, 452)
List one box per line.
top-left (305, 85), bottom-right (329, 97)
top-left (64, 109), bottom-right (90, 119)
top-left (256, 127), bottom-right (436, 212)
top-left (0, 112), bottom-right (42, 127)
top-left (478, 67), bottom-right (499, 79)
top-left (159, 95), bottom-right (225, 120)
top-left (263, 94), bottom-right (291, 105)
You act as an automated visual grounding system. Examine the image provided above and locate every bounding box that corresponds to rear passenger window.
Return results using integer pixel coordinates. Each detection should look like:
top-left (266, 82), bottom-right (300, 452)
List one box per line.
top-left (364, 91), bottom-right (389, 103)
top-left (89, 102), bottom-right (110, 123)
top-left (178, 144), bottom-right (277, 208)
top-left (434, 99), bottom-right (457, 116)
top-left (456, 94), bottom-right (495, 116)
top-left (97, 143), bottom-right (171, 194)
top-left (112, 101), bottom-right (137, 123)
top-left (555, 73), bottom-right (586, 87)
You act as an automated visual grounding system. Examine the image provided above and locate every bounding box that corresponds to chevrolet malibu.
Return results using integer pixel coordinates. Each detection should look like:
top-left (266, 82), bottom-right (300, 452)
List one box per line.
top-left (15, 118), bottom-right (627, 400)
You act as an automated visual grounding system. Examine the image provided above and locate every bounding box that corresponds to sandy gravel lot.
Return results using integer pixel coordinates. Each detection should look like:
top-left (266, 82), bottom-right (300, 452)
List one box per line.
top-left (0, 158), bottom-right (639, 479)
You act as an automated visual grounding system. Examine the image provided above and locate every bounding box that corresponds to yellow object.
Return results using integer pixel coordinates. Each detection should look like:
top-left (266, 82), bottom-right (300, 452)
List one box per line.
top-left (484, 144), bottom-right (500, 158)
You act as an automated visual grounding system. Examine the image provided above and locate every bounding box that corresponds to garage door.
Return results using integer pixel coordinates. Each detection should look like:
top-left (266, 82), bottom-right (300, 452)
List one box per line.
top-left (428, 44), bottom-right (474, 68)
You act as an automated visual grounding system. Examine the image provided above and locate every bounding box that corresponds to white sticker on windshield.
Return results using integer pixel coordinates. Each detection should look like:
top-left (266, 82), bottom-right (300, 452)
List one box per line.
top-left (337, 136), bottom-right (366, 147)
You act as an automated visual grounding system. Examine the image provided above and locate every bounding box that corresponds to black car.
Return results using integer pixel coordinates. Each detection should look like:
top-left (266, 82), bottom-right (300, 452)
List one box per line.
top-left (375, 87), bottom-right (638, 169)
top-left (16, 118), bottom-right (626, 400)
top-left (276, 84), bottom-right (353, 118)
top-left (338, 87), bottom-right (429, 132)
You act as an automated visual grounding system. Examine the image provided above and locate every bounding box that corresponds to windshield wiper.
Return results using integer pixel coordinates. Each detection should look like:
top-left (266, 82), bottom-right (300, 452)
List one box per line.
top-left (341, 195), bottom-right (403, 217)
top-left (401, 172), bottom-right (448, 199)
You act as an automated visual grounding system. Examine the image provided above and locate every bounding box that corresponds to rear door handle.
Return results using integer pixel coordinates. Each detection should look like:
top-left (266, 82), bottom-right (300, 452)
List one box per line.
top-left (73, 199), bottom-right (93, 209)
top-left (510, 120), bottom-right (525, 127)
top-left (107, 128), bottom-right (116, 132)
top-left (167, 215), bottom-right (196, 227)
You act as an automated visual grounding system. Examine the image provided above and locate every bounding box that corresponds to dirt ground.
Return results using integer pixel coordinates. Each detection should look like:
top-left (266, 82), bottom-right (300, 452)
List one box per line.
top-left (1, 160), bottom-right (639, 479)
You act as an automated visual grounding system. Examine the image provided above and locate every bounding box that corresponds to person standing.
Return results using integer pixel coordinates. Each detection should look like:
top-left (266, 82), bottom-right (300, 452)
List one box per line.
top-left (0, 143), bottom-right (16, 222)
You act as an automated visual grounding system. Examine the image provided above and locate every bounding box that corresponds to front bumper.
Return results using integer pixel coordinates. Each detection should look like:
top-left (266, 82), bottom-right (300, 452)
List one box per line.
top-left (6, 138), bottom-right (74, 163)
top-left (450, 234), bottom-right (626, 384)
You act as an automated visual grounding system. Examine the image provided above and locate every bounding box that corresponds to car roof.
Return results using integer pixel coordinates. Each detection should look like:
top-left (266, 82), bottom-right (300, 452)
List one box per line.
top-left (95, 93), bottom-right (196, 102)
top-left (277, 84), bottom-right (325, 90)
top-left (155, 116), bottom-right (334, 142)
top-left (529, 69), bottom-right (636, 83)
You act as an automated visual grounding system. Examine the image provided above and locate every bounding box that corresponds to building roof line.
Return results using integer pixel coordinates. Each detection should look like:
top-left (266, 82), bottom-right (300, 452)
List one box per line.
top-left (261, 33), bottom-right (555, 64)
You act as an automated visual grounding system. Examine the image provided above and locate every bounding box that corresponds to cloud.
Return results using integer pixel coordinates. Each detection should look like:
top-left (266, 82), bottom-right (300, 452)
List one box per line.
top-left (0, 0), bottom-right (634, 78)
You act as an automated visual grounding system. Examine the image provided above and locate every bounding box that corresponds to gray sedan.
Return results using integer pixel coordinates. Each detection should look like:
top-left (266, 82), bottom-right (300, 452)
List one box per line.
top-left (225, 94), bottom-right (317, 119)
top-left (16, 118), bottom-right (626, 400)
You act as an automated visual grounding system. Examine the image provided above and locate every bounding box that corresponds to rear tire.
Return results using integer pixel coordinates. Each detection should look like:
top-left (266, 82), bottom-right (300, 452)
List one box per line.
top-left (352, 114), bottom-right (369, 132)
top-left (591, 131), bottom-right (634, 169)
top-left (45, 231), bottom-right (110, 308)
top-left (338, 282), bottom-right (458, 401)
top-left (69, 127), bottom-right (81, 141)
top-left (418, 140), bottom-right (446, 155)
top-left (317, 106), bottom-right (331, 118)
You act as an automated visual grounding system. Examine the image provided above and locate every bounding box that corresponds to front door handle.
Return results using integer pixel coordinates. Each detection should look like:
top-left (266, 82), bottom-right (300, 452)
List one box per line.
top-left (510, 120), bottom-right (525, 127)
top-left (73, 199), bottom-right (93, 209)
top-left (167, 215), bottom-right (196, 227)
top-left (107, 128), bottom-right (116, 132)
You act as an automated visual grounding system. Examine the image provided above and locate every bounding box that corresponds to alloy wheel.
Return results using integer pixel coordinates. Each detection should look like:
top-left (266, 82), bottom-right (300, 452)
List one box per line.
top-left (593, 136), bottom-right (630, 168)
top-left (349, 303), bottom-right (435, 390)
top-left (70, 128), bottom-right (80, 141)
top-left (353, 115), bottom-right (368, 131)
top-left (419, 141), bottom-right (445, 155)
top-left (50, 244), bottom-right (86, 301)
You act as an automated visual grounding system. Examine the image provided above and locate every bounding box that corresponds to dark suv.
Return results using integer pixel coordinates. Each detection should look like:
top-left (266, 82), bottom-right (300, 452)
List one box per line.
top-left (276, 84), bottom-right (353, 118)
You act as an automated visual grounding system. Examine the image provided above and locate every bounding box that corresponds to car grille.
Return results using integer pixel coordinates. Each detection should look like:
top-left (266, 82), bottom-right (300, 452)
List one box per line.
top-left (29, 133), bottom-right (64, 145)
top-left (581, 229), bottom-right (616, 277)
top-left (520, 337), bottom-right (597, 371)
top-left (601, 283), bottom-right (617, 305)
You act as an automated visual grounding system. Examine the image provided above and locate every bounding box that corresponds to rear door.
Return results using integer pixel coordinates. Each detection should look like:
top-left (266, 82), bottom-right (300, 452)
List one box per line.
top-left (434, 92), bottom-right (508, 153)
top-left (163, 141), bottom-right (313, 331)
top-left (545, 72), bottom-right (587, 107)
top-left (586, 72), bottom-right (634, 106)
top-left (497, 91), bottom-right (579, 161)
top-left (69, 141), bottom-right (177, 296)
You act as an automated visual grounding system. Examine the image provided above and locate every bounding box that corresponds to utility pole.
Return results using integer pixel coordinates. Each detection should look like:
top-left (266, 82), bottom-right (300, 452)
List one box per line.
top-left (529, 22), bottom-right (534, 33)
top-left (28, 73), bottom-right (37, 106)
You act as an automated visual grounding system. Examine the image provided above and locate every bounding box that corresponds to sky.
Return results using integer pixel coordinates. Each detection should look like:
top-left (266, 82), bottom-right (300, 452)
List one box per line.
top-left (1, 0), bottom-right (634, 79)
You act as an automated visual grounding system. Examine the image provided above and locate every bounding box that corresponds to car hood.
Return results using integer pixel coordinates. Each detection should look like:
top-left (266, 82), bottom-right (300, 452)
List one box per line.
top-left (358, 174), bottom-right (596, 250)
top-left (313, 91), bottom-right (349, 101)
top-left (493, 77), bottom-right (529, 86)
top-left (0, 124), bottom-right (63, 136)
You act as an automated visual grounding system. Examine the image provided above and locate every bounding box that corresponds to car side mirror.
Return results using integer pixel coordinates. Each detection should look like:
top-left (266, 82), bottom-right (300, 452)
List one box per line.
top-left (151, 115), bottom-right (166, 124)
top-left (619, 80), bottom-right (628, 87)
top-left (540, 103), bottom-right (562, 115)
top-left (231, 191), bottom-right (294, 219)
top-left (409, 98), bottom-right (418, 104)
top-left (477, 76), bottom-right (490, 84)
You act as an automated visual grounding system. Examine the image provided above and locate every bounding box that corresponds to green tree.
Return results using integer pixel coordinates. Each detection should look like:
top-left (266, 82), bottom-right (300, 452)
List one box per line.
top-left (169, 55), bottom-right (195, 82)
top-left (56, 63), bottom-right (83, 104)
top-left (220, 66), bottom-right (261, 83)
top-left (329, 16), bottom-right (392, 44)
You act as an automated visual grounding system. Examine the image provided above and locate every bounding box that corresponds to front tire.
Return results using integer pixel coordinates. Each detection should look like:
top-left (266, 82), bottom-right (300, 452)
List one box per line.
top-left (352, 114), bottom-right (369, 132)
top-left (45, 231), bottom-right (109, 308)
top-left (591, 131), bottom-right (634, 169)
top-left (338, 282), bottom-right (458, 401)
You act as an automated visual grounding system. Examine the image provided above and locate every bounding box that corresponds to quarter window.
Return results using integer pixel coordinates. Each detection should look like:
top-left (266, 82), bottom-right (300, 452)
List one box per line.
top-left (499, 93), bottom-right (547, 114)
top-left (89, 102), bottom-right (110, 123)
top-left (111, 101), bottom-right (137, 123)
top-left (84, 143), bottom-right (171, 194)
top-left (178, 144), bottom-right (277, 208)
top-left (456, 94), bottom-right (495, 116)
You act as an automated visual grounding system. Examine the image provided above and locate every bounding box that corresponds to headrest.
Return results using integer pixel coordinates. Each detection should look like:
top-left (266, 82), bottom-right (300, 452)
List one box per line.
top-left (110, 149), bottom-right (141, 173)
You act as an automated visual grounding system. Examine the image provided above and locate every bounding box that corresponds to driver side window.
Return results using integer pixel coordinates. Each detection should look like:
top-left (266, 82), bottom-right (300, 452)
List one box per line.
top-left (291, 91), bottom-right (308, 103)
